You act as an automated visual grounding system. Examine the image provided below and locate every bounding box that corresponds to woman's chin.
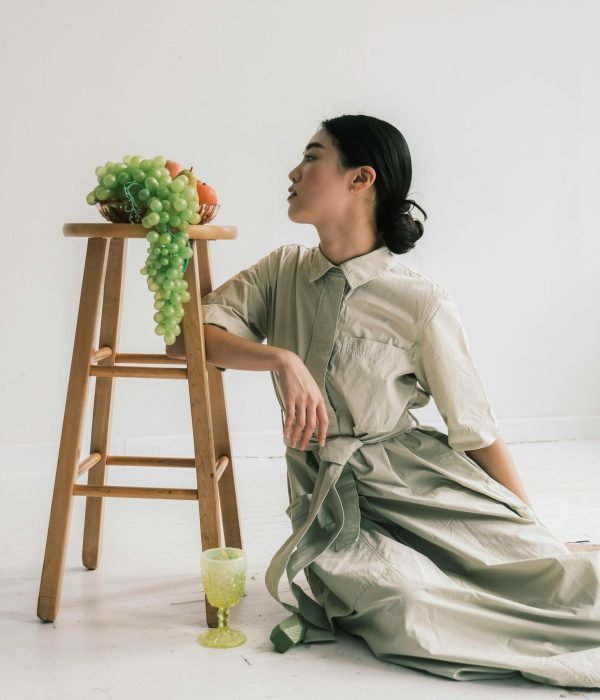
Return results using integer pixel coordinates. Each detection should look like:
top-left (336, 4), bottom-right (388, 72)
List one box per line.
top-left (288, 199), bottom-right (315, 223)
top-left (287, 210), bottom-right (308, 223)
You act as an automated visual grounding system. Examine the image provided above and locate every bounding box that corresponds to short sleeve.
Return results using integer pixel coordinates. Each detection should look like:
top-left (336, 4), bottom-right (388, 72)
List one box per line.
top-left (413, 290), bottom-right (500, 451)
top-left (200, 247), bottom-right (278, 371)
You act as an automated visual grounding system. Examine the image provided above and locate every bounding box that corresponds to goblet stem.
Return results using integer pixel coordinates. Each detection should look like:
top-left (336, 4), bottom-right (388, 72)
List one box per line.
top-left (217, 607), bottom-right (230, 630)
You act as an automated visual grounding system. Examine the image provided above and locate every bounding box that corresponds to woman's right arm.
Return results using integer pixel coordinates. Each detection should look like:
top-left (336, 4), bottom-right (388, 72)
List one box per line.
top-left (204, 324), bottom-right (328, 449)
top-left (203, 323), bottom-right (288, 372)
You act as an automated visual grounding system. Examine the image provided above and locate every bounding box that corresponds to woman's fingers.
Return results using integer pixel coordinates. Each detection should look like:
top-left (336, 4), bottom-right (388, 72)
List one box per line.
top-left (565, 542), bottom-right (600, 552)
top-left (289, 404), bottom-right (306, 448)
top-left (299, 402), bottom-right (318, 450)
top-left (316, 402), bottom-right (328, 447)
top-left (283, 402), bottom-right (295, 441)
top-left (287, 400), bottom-right (326, 449)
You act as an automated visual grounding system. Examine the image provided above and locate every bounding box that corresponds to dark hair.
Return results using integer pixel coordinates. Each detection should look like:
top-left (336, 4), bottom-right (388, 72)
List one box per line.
top-left (320, 114), bottom-right (427, 254)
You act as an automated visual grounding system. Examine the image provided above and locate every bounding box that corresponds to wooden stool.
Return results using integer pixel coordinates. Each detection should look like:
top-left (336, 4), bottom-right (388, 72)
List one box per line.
top-left (37, 222), bottom-right (240, 628)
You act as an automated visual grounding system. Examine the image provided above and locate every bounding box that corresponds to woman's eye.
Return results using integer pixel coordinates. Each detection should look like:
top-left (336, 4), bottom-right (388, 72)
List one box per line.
top-left (303, 155), bottom-right (315, 161)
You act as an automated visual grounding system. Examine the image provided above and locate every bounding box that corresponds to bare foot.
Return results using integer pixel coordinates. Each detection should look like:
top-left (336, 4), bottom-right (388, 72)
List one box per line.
top-left (564, 542), bottom-right (600, 552)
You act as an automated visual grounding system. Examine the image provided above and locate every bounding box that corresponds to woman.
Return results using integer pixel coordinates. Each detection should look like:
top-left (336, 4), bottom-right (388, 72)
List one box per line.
top-left (196, 115), bottom-right (600, 688)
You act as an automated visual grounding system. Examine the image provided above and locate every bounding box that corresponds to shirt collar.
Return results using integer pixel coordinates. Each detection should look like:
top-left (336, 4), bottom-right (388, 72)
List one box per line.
top-left (308, 243), bottom-right (399, 289)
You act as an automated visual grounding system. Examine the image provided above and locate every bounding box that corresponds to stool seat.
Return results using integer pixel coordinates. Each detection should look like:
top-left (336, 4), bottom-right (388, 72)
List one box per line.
top-left (63, 222), bottom-right (238, 240)
top-left (38, 222), bottom-right (242, 628)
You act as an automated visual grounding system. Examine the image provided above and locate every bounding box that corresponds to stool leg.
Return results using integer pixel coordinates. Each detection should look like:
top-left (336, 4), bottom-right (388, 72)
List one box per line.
top-left (37, 237), bottom-right (109, 622)
top-left (206, 365), bottom-right (243, 550)
top-left (196, 240), bottom-right (243, 553)
top-left (82, 238), bottom-right (127, 569)
top-left (184, 239), bottom-right (230, 629)
top-left (168, 328), bottom-right (242, 549)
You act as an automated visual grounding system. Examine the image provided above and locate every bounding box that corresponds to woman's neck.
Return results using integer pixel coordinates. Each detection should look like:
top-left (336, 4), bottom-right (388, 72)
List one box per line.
top-left (318, 236), bottom-right (381, 266)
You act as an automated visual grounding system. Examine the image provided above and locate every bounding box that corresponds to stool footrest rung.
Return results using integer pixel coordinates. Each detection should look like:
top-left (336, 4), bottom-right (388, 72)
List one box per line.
top-left (104, 455), bottom-right (229, 477)
top-left (215, 456), bottom-right (229, 481)
top-left (106, 455), bottom-right (196, 468)
top-left (90, 365), bottom-right (188, 379)
top-left (77, 452), bottom-right (103, 476)
top-left (72, 484), bottom-right (199, 500)
top-left (114, 353), bottom-right (187, 365)
top-left (92, 346), bottom-right (113, 362)
top-left (75, 454), bottom-right (230, 479)
top-left (90, 349), bottom-right (188, 366)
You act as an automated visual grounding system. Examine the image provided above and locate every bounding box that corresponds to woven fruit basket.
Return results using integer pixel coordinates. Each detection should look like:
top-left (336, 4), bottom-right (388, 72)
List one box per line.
top-left (96, 198), bottom-right (220, 225)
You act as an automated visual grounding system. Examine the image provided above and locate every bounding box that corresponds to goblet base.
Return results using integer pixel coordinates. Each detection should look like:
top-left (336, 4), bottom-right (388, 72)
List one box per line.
top-left (197, 626), bottom-right (247, 648)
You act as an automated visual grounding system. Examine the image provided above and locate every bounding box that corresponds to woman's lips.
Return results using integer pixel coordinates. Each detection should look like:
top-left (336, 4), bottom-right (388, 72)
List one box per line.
top-left (287, 193), bottom-right (298, 201)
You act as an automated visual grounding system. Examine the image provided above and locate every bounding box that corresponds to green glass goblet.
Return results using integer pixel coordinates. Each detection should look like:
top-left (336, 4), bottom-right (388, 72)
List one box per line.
top-left (198, 547), bottom-right (247, 648)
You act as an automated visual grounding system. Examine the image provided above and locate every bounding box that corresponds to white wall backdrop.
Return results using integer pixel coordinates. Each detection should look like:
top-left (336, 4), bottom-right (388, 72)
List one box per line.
top-left (2, 0), bottom-right (598, 466)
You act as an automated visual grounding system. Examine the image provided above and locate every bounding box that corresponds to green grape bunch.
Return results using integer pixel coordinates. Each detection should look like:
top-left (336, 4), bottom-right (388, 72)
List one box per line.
top-left (86, 155), bottom-right (199, 345)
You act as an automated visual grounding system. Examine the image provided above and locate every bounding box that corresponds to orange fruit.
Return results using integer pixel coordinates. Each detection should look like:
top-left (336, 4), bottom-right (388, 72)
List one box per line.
top-left (196, 181), bottom-right (218, 205)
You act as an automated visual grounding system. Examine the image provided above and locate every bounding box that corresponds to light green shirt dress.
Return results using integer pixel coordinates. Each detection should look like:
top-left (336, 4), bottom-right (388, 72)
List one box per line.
top-left (201, 242), bottom-right (600, 688)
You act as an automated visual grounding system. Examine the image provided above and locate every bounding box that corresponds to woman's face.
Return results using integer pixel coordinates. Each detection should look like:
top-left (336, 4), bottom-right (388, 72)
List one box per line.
top-left (287, 128), bottom-right (355, 227)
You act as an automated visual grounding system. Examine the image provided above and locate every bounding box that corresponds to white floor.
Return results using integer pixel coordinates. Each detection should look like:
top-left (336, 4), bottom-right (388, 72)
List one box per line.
top-left (2, 438), bottom-right (600, 699)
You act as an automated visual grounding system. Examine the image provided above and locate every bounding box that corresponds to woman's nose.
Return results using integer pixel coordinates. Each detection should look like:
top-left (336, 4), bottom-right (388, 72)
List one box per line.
top-left (289, 164), bottom-right (301, 181)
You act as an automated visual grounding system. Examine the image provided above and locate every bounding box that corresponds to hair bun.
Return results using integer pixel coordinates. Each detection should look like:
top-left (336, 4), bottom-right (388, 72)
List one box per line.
top-left (377, 197), bottom-right (426, 253)
top-left (397, 198), bottom-right (426, 219)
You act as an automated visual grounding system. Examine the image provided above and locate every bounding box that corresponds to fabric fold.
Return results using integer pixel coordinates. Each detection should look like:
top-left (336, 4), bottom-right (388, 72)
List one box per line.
top-left (265, 431), bottom-right (409, 651)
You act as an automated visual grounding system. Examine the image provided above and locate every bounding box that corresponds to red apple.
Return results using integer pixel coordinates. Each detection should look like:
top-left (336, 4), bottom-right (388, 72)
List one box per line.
top-left (165, 159), bottom-right (184, 179)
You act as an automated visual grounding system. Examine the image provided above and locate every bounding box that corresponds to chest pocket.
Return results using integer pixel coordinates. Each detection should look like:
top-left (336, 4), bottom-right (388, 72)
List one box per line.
top-left (334, 335), bottom-right (416, 433)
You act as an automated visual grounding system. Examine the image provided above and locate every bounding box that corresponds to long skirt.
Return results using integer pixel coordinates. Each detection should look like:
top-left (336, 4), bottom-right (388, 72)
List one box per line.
top-left (290, 427), bottom-right (600, 688)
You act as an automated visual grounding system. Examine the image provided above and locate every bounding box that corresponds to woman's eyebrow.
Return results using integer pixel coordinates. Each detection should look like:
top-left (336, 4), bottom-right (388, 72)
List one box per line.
top-left (303, 142), bottom-right (326, 154)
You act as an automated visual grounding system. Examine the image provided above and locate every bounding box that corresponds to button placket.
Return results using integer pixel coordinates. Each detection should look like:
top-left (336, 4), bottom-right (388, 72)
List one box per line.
top-left (303, 270), bottom-right (347, 432)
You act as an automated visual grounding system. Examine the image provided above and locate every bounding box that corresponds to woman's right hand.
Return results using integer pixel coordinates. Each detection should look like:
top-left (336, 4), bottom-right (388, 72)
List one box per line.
top-left (276, 352), bottom-right (329, 450)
